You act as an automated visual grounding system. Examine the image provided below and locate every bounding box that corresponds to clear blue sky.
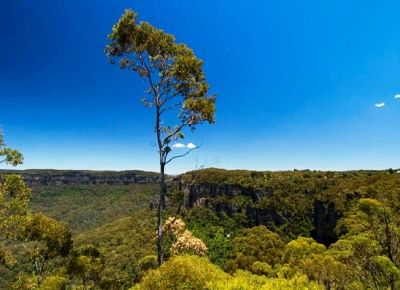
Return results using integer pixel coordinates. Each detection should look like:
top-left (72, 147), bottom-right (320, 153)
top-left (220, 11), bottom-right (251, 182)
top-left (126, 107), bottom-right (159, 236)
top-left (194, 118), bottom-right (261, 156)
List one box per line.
top-left (1, 0), bottom-right (400, 173)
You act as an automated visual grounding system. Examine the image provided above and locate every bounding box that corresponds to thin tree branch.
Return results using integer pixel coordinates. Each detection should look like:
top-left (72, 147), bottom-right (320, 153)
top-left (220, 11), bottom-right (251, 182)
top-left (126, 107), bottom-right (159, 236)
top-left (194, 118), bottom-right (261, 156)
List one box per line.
top-left (162, 123), bottom-right (186, 146)
top-left (160, 91), bottom-right (181, 107)
top-left (165, 146), bottom-right (199, 165)
top-left (160, 102), bottom-right (182, 115)
top-left (138, 52), bottom-right (159, 104)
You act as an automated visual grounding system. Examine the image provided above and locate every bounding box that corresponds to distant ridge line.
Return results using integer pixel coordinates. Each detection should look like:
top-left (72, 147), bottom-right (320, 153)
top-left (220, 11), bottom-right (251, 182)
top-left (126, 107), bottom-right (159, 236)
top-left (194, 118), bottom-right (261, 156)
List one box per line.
top-left (0, 169), bottom-right (160, 186)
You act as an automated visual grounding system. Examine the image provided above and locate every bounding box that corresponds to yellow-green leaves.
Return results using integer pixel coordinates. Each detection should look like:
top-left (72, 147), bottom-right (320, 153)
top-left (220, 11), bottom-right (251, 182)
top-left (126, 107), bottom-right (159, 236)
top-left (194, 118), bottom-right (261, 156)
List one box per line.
top-left (132, 255), bottom-right (227, 290)
top-left (283, 237), bottom-right (326, 265)
top-left (0, 175), bottom-right (31, 240)
top-left (24, 213), bottom-right (72, 258)
top-left (226, 226), bottom-right (284, 273)
top-left (105, 9), bottom-right (216, 145)
top-left (132, 255), bottom-right (322, 290)
top-left (0, 130), bottom-right (23, 166)
top-left (67, 244), bottom-right (104, 286)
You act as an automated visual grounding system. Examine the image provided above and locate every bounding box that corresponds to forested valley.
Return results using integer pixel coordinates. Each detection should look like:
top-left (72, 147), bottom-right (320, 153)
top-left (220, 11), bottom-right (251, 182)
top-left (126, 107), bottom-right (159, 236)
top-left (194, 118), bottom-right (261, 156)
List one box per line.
top-left (2, 165), bottom-right (400, 289)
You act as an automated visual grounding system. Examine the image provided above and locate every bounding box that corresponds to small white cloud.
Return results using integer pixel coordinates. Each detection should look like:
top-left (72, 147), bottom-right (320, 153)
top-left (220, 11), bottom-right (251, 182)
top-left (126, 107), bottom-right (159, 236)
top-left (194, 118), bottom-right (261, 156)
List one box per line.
top-left (187, 143), bottom-right (196, 149)
top-left (395, 94), bottom-right (400, 99)
top-left (172, 142), bottom-right (186, 149)
top-left (375, 102), bottom-right (385, 108)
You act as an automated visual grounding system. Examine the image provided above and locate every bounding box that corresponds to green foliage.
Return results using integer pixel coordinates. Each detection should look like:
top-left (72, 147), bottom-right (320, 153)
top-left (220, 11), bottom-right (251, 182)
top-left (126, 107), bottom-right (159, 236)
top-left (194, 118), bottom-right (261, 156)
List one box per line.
top-left (4, 168), bottom-right (400, 289)
top-left (67, 244), bottom-right (104, 287)
top-left (137, 255), bottom-right (157, 272)
top-left (369, 255), bottom-right (400, 289)
top-left (131, 255), bottom-right (227, 290)
top-left (11, 272), bottom-right (39, 290)
top-left (282, 237), bottom-right (326, 265)
top-left (226, 226), bottom-right (284, 273)
top-left (181, 168), bottom-right (400, 242)
top-left (0, 174), bottom-right (32, 274)
top-left (299, 254), bottom-right (351, 289)
top-left (11, 273), bottom-right (68, 290)
top-left (0, 130), bottom-right (23, 166)
top-left (251, 261), bottom-right (273, 276)
top-left (23, 213), bottom-right (72, 258)
top-left (332, 197), bottom-right (400, 288)
top-left (29, 184), bottom-right (159, 232)
top-left (208, 270), bottom-right (268, 290)
top-left (185, 207), bottom-right (235, 269)
top-left (106, 9), bottom-right (216, 132)
top-left (133, 256), bottom-right (322, 290)
top-left (73, 208), bottom-right (157, 288)
top-left (0, 174), bottom-right (31, 241)
top-left (135, 255), bottom-right (158, 280)
top-left (38, 275), bottom-right (67, 290)
top-left (1, 180), bottom-right (160, 288)
top-left (209, 270), bottom-right (322, 290)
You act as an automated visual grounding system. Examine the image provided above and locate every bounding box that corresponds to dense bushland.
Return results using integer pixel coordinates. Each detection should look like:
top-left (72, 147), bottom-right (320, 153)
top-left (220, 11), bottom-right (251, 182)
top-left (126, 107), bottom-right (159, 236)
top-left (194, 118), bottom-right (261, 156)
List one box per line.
top-left (1, 168), bottom-right (400, 289)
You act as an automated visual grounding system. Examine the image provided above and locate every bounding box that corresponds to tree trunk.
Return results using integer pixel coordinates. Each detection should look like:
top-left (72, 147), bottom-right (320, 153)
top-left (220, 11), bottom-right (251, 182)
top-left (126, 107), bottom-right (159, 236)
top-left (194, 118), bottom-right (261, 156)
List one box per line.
top-left (157, 162), bottom-right (166, 265)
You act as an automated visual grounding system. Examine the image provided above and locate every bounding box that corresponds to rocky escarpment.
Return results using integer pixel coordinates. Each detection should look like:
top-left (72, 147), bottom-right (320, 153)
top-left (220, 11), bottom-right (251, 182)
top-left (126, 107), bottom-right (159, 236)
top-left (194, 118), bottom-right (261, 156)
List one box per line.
top-left (0, 169), bottom-right (160, 186)
top-left (179, 182), bottom-right (339, 246)
top-left (311, 201), bottom-right (340, 245)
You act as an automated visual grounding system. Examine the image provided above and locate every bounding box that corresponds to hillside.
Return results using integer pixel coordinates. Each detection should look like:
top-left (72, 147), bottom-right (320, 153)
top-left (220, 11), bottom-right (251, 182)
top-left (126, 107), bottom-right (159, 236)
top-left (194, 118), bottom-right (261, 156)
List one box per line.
top-left (179, 168), bottom-right (400, 243)
top-left (2, 168), bottom-right (400, 289)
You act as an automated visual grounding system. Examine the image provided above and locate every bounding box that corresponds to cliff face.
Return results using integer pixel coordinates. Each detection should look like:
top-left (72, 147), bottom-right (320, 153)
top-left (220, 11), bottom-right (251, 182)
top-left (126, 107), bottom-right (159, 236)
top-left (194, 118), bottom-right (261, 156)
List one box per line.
top-left (311, 201), bottom-right (339, 245)
top-left (180, 182), bottom-right (339, 246)
top-left (0, 170), bottom-right (160, 186)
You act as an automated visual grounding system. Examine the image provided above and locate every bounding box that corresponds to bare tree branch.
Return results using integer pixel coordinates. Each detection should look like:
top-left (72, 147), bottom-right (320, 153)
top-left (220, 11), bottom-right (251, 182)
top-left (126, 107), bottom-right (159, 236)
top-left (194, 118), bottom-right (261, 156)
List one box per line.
top-left (160, 91), bottom-right (181, 107)
top-left (160, 102), bottom-right (182, 115)
top-left (165, 146), bottom-right (199, 165)
top-left (138, 52), bottom-right (159, 103)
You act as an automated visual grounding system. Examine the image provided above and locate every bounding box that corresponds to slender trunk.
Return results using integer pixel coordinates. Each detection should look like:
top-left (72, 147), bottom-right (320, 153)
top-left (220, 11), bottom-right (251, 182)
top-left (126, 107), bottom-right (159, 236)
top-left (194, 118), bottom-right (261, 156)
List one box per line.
top-left (382, 211), bottom-right (395, 290)
top-left (383, 210), bottom-right (394, 262)
top-left (157, 162), bottom-right (166, 265)
top-left (155, 100), bottom-right (166, 266)
top-left (156, 195), bottom-right (162, 265)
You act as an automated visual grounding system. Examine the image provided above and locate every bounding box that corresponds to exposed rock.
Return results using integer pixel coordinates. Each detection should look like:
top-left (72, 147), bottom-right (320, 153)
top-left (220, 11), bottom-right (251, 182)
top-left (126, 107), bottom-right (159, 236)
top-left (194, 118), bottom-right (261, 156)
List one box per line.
top-left (311, 201), bottom-right (339, 246)
top-left (180, 182), bottom-right (285, 227)
top-left (181, 183), bottom-right (271, 208)
top-left (0, 169), bottom-right (160, 186)
top-left (180, 180), bottom-right (340, 245)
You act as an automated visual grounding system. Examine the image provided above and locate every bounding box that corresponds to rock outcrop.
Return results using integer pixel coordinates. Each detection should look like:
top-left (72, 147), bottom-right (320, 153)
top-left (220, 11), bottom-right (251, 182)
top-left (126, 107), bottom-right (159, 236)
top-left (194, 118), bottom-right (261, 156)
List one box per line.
top-left (179, 181), bottom-right (339, 245)
top-left (311, 201), bottom-right (339, 246)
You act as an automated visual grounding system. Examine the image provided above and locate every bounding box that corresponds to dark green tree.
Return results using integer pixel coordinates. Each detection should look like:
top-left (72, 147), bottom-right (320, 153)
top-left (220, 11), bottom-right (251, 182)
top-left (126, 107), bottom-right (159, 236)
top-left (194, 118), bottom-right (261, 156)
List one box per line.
top-left (105, 9), bottom-right (216, 265)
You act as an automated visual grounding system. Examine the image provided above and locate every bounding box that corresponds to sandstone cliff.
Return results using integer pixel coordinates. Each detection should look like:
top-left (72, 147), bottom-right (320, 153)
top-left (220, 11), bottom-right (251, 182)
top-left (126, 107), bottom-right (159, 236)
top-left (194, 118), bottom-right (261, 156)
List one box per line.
top-left (0, 169), bottom-right (160, 186)
top-left (178, 180), bottom-right (339, 246)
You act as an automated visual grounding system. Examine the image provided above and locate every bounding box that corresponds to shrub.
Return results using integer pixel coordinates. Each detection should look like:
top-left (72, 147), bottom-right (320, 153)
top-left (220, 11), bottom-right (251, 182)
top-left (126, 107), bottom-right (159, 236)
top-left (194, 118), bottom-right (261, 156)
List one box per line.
top-left (131, 255), bottom-right (227, 290)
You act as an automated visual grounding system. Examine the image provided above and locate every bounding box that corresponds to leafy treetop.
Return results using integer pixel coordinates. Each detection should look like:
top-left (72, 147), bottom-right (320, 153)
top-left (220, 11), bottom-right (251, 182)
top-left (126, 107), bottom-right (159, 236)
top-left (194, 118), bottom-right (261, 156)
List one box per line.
top-left (0, 130), bottom-right (23, 166)
top-left (105, 9), bottom-right (215, 163)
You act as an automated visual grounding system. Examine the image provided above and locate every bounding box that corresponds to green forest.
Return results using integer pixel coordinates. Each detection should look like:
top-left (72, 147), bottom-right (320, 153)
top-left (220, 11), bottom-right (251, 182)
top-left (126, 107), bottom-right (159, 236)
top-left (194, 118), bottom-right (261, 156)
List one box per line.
top-left (2, 147), bottom-right (400, 289)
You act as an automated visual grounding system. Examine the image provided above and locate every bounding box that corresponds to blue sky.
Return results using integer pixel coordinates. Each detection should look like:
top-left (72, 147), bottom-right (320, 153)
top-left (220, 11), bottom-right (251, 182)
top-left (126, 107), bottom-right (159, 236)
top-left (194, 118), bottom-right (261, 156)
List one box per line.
top-left (1, 0), bottom-right (400, 173)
